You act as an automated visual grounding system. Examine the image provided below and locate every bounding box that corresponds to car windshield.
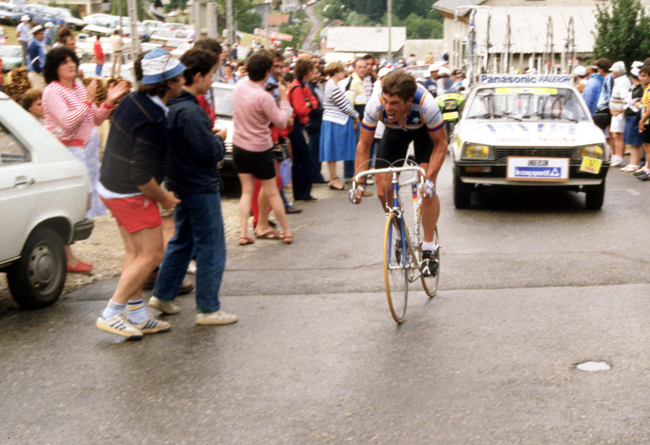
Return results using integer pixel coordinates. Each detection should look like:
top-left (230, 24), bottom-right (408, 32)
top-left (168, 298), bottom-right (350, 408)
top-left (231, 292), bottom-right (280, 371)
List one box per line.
top-left (467, 87), bottom-right (589, 122)
top-left (0, 46), bottom-right (22, 57)
top-left (213, 85), bottom-right (234, 117)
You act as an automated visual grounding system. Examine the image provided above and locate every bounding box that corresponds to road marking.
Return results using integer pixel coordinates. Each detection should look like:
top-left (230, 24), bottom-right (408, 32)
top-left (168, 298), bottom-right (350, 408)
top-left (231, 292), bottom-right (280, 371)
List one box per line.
top-left (626, 189), bottom-right (641, 196)
top-left (576, 361), bottom-right (611, 372)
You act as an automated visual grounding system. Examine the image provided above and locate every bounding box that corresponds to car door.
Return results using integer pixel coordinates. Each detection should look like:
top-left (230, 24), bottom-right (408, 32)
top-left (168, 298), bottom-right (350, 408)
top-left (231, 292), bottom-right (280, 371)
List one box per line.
top-left (0, 122), bottom-right (41, 262)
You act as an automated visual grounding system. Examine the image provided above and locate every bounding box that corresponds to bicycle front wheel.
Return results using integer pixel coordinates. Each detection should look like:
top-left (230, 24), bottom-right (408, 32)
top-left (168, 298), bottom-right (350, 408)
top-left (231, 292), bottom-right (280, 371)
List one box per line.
top-left (384, 211), bottom-right (408, 323)
top-left (419, 208), bottom-right (440, 298)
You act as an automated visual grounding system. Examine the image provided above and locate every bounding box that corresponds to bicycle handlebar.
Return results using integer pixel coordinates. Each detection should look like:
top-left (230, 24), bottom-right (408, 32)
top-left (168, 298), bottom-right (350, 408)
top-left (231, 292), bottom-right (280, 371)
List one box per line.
top-left (353, 166), bottom-right (426, 185)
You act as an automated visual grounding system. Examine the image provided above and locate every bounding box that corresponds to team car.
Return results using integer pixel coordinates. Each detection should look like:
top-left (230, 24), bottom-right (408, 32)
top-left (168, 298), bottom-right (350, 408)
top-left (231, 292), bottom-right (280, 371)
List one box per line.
top-left (451, 74), bottom-right (610, 209)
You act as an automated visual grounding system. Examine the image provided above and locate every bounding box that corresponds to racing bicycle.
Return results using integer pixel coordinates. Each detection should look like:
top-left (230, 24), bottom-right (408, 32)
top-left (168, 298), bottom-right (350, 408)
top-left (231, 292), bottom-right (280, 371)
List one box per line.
top-left (352, 160), bottom-right (441, 324)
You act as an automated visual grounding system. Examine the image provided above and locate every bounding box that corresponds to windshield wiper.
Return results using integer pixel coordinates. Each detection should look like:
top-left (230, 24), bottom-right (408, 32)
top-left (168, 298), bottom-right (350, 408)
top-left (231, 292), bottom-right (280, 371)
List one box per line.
top-left (502, 113), bottom-right (522, 122)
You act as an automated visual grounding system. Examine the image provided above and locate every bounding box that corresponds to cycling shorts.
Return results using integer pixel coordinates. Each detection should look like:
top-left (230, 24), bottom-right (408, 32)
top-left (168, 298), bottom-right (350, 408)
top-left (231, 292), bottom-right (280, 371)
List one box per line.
top-left (375, 125), bottom-right (434, 169)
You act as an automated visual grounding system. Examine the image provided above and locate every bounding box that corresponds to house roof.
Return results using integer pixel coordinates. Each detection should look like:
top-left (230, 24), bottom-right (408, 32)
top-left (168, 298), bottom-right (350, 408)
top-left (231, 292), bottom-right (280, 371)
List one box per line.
top-left (403, 40), bottom-right (446, 61)
top-left (432, 0), bottom-right (485, 17)
top-left (324, 26), bottom-right (407, 53)
top-left (472, 5), bottom-right (599, 54)
top-left (266, 13), bottom-right (290, 27)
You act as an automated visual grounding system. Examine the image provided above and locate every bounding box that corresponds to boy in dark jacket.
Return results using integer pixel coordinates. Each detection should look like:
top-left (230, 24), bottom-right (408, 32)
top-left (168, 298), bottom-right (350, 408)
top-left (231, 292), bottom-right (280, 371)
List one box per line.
top-left (148, 48), bottom-right (237, 326)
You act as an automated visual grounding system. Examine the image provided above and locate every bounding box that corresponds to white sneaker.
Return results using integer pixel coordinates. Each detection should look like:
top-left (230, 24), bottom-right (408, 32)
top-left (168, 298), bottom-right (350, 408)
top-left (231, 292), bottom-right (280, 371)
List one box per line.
top-left (131, 316), bottom-right (171, 334)
top-left (196, 310), bottom-right (238, 325)
top-left (96, 313), bottom-right (143, 339)
top-left (187, 260), bottom-right (197, 275)
top-left (148, 296), bottom-right (181, 315)
top-left (610, 156), bottom-right (624, 167)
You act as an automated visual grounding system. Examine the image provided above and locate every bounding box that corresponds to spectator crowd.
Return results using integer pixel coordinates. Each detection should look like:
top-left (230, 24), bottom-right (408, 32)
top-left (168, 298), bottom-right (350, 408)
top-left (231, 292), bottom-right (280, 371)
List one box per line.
top-left (4, 19), bottom-right (648, 339)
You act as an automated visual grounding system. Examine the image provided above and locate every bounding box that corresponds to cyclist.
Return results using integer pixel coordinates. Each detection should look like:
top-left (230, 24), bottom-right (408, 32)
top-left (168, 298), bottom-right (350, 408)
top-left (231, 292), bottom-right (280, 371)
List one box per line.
top-left (350, 70), bottom-right (446, 277)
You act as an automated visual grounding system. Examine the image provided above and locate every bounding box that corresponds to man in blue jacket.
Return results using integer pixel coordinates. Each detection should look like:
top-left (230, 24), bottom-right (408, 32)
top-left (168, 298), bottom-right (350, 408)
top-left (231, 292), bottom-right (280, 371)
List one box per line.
top-left (583, 58), bottom-right (610, 115)
top-left (27, 25), bottom-right (46, 89)
top-left (149, 48), bottom-right (238, 326)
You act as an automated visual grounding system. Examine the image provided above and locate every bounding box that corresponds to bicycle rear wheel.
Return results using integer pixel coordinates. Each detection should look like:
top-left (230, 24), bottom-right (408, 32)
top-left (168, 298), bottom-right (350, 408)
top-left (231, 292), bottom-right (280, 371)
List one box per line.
top-left (384, 211), bottom-right (408, 323)
top-left (419, 206), bottom-right (440, 297)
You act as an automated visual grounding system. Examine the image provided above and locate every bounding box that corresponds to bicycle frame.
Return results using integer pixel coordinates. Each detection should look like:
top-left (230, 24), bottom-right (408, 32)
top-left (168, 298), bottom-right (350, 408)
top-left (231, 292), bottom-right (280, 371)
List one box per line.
top-left (354, 165), bottom-right (426, 278)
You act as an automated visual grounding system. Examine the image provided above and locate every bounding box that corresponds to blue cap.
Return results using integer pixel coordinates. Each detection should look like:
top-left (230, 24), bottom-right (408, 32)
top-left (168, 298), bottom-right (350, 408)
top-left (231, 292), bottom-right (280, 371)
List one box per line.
top-left (56, 18), bottom-right (64, 25)
top-left (140, 48), bottom-right (186, 85)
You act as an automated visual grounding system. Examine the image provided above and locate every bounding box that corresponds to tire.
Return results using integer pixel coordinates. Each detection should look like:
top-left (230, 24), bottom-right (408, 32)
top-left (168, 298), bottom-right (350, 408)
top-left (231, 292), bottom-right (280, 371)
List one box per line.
top-left (453, 168), bottom-right (472, 209)
top-left (418, 206), bottom-right (440, 298)
top-left (7, 227), bottom-right (66, 310)
top-left (384, 211), bottom-right (408, 323)
top-left (585, 179), bottom-right (605, 210)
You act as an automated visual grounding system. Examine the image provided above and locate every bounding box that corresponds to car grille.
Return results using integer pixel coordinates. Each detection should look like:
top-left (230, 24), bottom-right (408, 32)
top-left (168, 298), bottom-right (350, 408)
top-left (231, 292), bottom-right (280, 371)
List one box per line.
top-left (494, 147), bottom-right (575, 162)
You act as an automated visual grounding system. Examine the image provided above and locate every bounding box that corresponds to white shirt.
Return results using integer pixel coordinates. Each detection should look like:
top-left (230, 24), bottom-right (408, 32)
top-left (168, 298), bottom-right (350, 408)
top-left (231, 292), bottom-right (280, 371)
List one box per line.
top-left (17, 22), bottom-right (30, 42)
top-left (610, 75), bottom-right (632, 112)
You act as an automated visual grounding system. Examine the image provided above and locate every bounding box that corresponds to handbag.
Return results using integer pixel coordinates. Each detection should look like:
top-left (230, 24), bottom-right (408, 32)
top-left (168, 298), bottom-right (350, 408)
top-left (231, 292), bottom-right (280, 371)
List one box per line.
top-left (592, 108), bottom-right (611, 130)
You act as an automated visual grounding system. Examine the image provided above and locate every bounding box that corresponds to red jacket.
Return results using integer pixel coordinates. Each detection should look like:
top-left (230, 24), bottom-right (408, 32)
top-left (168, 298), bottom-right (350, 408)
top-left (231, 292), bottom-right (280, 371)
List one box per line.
top-left (288, 79), bottom-right (317, 126)
top-left (93, 40), bottom-right (105, 65)
top-left (196, 94), bottom-right (215, 126)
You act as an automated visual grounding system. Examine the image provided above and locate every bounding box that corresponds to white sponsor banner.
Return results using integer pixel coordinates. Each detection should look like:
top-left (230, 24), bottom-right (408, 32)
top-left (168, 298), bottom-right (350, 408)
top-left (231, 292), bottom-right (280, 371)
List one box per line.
top-left (479, 74), bottom-right (574, 85)
top-left (507, 157), bottom-right (570, 182)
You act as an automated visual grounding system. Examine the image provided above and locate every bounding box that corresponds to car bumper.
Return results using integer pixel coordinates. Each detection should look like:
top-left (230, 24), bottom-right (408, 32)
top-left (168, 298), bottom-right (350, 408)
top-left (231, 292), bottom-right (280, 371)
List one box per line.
top-left (218, 151), bottom-right (237, 178)
top-left (72, 218), bottom-right (94, 243)
top-left (455, 163), bottom-right (609, 187)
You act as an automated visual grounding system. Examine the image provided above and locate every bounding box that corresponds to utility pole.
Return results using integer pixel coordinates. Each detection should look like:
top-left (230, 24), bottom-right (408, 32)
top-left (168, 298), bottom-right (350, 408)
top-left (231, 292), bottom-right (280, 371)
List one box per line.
top-left (265, 0), bottom-right (270, 47)
top-left (387, 0), bottom-right (392, 61)
top-left (226, 0), bottom-right (234, 45)
top-left (127, 0), bottom-right (140, 83)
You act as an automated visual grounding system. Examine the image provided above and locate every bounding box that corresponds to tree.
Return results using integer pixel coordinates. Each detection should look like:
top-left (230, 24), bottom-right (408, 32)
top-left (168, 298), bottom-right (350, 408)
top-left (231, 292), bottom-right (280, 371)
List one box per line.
top-left (237, 10), bottom-right (262, 33)
top-left (111, 0), bottom-right (149, 21)
top-left (594, 0), bottom-right (650, 69)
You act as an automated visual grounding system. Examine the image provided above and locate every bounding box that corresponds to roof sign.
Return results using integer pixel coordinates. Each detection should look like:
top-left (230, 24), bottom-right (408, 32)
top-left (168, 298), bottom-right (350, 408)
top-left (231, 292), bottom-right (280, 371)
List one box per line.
top-left (479, 74), bottom-right (573, 84)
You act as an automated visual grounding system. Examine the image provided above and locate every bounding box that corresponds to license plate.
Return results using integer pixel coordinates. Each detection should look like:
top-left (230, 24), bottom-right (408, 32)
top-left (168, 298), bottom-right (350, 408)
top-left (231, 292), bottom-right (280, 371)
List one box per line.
top-left (506, 157), bottom-right (570, 182)
top-left (442, 111), bottom-right (459, 120)
top-left (579, 156), bottom-right (602, 174)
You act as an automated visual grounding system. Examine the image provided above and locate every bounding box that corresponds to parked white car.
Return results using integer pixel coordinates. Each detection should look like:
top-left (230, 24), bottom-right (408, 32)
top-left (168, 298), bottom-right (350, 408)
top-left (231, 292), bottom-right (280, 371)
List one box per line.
top-left (0, 93), bottom-right (93, 309)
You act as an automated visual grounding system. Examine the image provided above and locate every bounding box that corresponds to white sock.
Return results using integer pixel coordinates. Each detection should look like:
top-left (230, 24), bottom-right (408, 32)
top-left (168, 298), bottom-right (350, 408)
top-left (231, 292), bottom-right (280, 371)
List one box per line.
top-left (422, 241), bottom-right (435, 252)
top-left (126, 299), bottom-right (148, 323)
top-left (101, 300), bottom-right (126, 319)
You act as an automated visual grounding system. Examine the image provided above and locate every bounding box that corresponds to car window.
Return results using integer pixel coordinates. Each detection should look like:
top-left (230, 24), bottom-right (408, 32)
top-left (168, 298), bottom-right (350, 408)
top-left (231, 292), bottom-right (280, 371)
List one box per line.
top-left (213, 85), bottom-right (234, 117)
top-left (0, 123), bottom-right (29, 166)
top-left (467, 87), bottom-right (589, 122)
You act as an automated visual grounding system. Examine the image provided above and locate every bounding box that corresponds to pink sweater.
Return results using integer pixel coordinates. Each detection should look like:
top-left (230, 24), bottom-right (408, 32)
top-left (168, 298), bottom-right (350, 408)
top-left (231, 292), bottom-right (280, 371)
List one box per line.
top-left (232, 79), bottom-right (290, 152)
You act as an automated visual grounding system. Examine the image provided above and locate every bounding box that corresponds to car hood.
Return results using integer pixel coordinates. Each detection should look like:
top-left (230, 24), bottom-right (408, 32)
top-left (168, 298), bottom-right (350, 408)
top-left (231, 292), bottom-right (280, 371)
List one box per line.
top-left (455, 120), bottom-right (605, 147)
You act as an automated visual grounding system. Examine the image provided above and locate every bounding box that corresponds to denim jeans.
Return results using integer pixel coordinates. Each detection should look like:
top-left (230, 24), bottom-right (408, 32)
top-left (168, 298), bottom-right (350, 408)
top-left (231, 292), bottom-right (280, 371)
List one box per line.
top-left (344, 124), bottom-right (361, 178)
top-left (153, 192), bottom-right (226, 314)
top-left (95, 64), bottom-right (103, 77)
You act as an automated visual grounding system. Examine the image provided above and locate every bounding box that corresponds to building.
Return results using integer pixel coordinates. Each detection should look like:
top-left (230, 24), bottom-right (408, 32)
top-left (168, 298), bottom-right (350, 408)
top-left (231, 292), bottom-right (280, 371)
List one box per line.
top-left (280, 0), bottom-right (300, 13)
top-left (321, 26), bottom-right (407, 60)
top-left (432, 0), bottom-right (650, 73)
top-left (403, 39), bottom-right (446, 63)
top-left (266, 13), bottom-right (290, 31)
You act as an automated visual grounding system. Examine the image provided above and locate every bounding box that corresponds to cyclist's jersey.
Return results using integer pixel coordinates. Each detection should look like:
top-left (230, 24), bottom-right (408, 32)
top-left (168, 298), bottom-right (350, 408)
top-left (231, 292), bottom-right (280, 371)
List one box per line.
top-left (361, 84), bottom-right (444, 133)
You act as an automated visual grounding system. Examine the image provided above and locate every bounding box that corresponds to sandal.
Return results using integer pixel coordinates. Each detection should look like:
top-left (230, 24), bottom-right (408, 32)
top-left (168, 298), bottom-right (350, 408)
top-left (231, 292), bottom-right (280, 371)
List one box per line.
top-left (255, 229), bottom-right (283, 240)
top-left (328, 176), bottom-right (345, 191)
top-left (239, 237), bottom-right (255, 245)
top-left (622, 164), bottom-right (639, 172)
top-left (280, 232), bottom-right (293, 244)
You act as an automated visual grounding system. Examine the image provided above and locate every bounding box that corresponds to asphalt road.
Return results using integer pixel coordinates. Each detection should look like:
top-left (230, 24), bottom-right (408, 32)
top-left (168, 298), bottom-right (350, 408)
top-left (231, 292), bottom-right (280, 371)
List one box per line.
top-left (2, 155), bottom-right (650, 444)
top-left (302, 5), bottom-right (322, 53)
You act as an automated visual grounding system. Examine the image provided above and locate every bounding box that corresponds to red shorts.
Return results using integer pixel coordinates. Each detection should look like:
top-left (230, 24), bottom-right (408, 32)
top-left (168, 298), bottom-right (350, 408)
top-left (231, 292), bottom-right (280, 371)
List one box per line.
top-left (101, 195), bottom-right (162, 234)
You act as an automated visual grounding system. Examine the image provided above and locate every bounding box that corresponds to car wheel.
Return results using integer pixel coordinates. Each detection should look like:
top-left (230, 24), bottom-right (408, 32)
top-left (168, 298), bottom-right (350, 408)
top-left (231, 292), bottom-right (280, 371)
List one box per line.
top-left (7, 226), bottom-right (67, 310)
top-left (453, 168), bottom-right (472, 209)
top-left (585, 179), bottom-right (605, 210)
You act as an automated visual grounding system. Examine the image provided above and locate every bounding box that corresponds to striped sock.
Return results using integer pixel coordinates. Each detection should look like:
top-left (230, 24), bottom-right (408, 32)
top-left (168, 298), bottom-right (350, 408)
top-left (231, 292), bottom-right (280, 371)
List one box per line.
top-left (126, 299), bottom-right (148, 323)
top-left (102, 300), bottom-right (126, 319)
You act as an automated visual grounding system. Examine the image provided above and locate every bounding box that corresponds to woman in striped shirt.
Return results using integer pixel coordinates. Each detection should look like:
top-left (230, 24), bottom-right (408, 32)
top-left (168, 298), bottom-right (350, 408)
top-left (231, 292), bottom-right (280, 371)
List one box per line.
top-left (319, 61), bottom-right (359, 191)
top-left (42, 47), bottom-right (128, 273)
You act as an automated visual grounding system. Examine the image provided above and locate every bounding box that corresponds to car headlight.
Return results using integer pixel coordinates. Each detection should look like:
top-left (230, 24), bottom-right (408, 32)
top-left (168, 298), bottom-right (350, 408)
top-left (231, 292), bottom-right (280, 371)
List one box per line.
top-left (463, 144), bottom-right (491, 159)
top-left (444, 99), bottom-right (457, 111)
top-left (577, 144), bottom-right (604, 160)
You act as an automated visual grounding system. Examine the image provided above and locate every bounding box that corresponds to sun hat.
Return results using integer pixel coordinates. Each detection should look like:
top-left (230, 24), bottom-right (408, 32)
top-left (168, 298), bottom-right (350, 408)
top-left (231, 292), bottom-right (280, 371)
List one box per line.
top-left (631, 67), bottom-right (640, 78)
top-left (610, 61), bottom-right (626, 74)
top-left (21, 15), bottom-right (30, 21)
top-left (30, 25), bottom-right (44, 35)
top-left (140, 48), bottom-right (186, 85)
top-left (573, 66), bottom-right (586, 77)
top-left (378, 67), bottom-right (392, 78)
top-left (429, 63), bottom-right (440, 72)
top-left (45, 22), bottom-right (53, 28)
top-left (438, 66), bottom-right (451, 76)
top-left (632, 61), bottom-right (643, 69)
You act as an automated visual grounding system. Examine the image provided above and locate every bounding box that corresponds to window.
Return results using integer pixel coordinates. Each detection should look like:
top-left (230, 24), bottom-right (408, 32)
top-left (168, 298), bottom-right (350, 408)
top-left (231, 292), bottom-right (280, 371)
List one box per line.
top-left (0, 124), bottom-right (29, 166)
